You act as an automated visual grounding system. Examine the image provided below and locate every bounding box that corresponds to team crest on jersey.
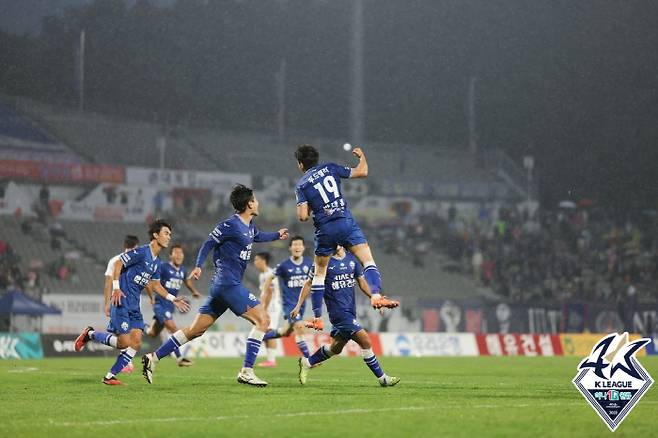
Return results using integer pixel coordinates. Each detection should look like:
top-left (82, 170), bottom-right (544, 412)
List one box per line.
top-left (303, 265), bottom-right (309, 273)
top-left (121, 322), bottom-right (129, 331)
top-left (349, 261), bottom-right (356, 270)
top-left (572, 332), bottom-right (653, 431)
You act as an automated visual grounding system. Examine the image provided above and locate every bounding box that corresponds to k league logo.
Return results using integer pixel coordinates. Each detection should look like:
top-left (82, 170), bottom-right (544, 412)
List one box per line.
top-left (572, 332), bottom-right (653, 431)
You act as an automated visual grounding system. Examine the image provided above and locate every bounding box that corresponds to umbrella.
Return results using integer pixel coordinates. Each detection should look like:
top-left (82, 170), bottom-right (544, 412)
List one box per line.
top-left (0, 290), bottom-right (62, 315)
top-left (558, 200), bottom-right (576, 209)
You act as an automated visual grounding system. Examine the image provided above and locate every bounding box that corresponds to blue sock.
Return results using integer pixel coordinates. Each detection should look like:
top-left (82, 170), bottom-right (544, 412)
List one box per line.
top-left (311, 284), bottom-right (325, 317)
top-left (263, 329), bottom-right (280, 341)
top-left (363, 350), bottom-right (384, 378)
top-left (91, 330), bottom-right (117, 348)
top-left (109, 347), bottom-right (136, 376)
top-left (173, 346), bottom-right (182, 359)
top-left (243, 329), bottom-right (265, 369)
top-left (309, 345), bottom-right (334, 366)
top-left (155, 330), bottom-right (187, 360)
top-left (295, 336), bottom-right (310, 358)
top-left (363, 263), bottom-right (383, 294)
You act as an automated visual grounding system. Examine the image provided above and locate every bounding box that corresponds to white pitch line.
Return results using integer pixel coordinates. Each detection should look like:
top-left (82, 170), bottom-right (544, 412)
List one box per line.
top-left (43, 403), bottom-right (600, 428)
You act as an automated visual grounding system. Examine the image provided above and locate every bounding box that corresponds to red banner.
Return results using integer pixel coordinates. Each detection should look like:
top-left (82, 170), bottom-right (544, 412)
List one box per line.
top-left (476, 334), bottom-right (563, 356)
top-left (0, 159), bottom-right (124, 184)
top-left (281, 333), bottom-right (382, 357)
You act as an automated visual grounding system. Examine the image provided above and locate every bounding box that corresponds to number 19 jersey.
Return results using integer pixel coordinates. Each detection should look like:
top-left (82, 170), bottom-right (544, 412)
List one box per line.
top-left (295, 162), bottom-right (352, 227)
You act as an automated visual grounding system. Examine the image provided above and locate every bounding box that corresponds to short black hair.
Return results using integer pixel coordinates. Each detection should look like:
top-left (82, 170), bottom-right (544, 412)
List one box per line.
top-left (170, 243), bottom-right (183, 251)
top-left (230, 184), bottom-right (254, 213)
top-left (289, 235), bottom-right (305, 246)
top-left (148, 219), bottom-right (172, 240)
top-left (254, 252), bottom-right (271, 264)
top-left (295, 144), bottom-right (319, 171)
top-left (123, 235), bottom-right (139, 250)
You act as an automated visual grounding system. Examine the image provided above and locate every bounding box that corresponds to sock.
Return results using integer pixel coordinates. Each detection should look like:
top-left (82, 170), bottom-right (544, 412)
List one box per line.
top-left (90, 330), bottom-right (118, 348)
top-left (308, 345), bottom-right (335, 366)
top-left (109, 347), bottom-right (137, 376)
top-left (363, 262), bottom-right (382, 294)
top-left (263, 329), bottom-right (281, 341)
top-left (154, 330), bottom-right (188, 361)
top-left (243, 328), bottom-right (265, 369)
top-left (295, 334), bottom-right (310, 358)
top-left (362, 348), bottom-right (384, 378)
top-left (267, 346), bottom-right (276, 363)
top-left (311, 276), bottom-right (325, 317)
top-left (172, 346), bottom-right (182, 359)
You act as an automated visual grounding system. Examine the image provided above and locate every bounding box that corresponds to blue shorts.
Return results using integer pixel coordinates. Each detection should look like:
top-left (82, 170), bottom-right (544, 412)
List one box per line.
top-left (330, 318), bottom-right (363, 341)
top-left (315, 217), bottom-right (367, 256)
top-left (198, 283), bottom-right (260, 318)
top-left (107, 304), bottom-right (144, 335)
top-left (283, 302), bottom-right (306, 325)
top-left (153, 302), bottom-right (175, 325)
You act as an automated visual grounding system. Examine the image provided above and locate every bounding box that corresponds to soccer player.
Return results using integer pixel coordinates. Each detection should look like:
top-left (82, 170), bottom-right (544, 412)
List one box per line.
top-left (141, 184), bottom-right (289, 387)
top-left (102, 234), bottom-right (140, 374)
top-left (291, 246), bottom-right (400, 387)
top-left (253, 252), bottom-right (281, 367)
top-left (260, 236), bottom-right (312, 360)
top-left (146, 244), bottom-right (202, 367)
top-left (74, 220), bottom-right (190, 385)
top-left (294, 144), bottom-right (397, 326)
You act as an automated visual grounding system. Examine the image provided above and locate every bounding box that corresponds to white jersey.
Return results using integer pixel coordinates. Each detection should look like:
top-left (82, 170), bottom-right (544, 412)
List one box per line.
top-left (105, 253), bottom-right (124, 277)
top-left (260, 268), bottom-right (282, 329)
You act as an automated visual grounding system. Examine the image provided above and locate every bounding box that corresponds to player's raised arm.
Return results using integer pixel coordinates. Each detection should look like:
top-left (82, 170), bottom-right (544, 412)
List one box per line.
top-left (254, 227), bottom-right (288, 242)
top-left (149, 279), bottom-right (190, 313)
top-left (349, 147), bottom-right (368, 178)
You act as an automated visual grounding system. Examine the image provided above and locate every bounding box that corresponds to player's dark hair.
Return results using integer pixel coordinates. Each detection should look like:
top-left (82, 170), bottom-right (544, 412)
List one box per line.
top-left (123, 235), bottom-right (139, 250)
top-left (289, 235), bottom-right (305, 246)
top-left (295, 144), bottom-right (319, 171)
top-left (148, 219), bottom-right (172, 240)
top-left (170, 243), bottom-right (183, 251)
top-left (254, 251), bottom-right (271, 264)
top-left (230, 184), bottom-right (254, 213)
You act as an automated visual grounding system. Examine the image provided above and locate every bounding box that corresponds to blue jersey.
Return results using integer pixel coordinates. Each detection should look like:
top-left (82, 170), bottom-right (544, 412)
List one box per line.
top-left (155, 262), bottom-right (186, 307)
top-left (195, 214), bottom-right (280, 286)
top-left (118, 244), bottom-right (162, 310)
top-left (311, 253), bottom-right (363, 325)
top-left (274, 257), bottom-right (313, 311)
top-left (295, 162), bottom-right (352, 227)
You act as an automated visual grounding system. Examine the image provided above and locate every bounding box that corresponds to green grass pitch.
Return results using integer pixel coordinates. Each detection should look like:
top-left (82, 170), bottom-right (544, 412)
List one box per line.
top-left (1, 356), bottom-right (657, 437)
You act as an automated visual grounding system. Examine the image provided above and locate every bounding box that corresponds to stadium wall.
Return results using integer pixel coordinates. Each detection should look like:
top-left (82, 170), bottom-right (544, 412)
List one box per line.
top-left (2, 332), bottom-right (655, 360)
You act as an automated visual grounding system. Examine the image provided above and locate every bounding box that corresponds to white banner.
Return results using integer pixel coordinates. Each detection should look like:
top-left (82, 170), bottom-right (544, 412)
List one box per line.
top-left (126, 167), bottom-right (251, 192)
top-left (180, 332), bottom-right (281, 358)
top-left (379, 332), bottom-right (478, 357)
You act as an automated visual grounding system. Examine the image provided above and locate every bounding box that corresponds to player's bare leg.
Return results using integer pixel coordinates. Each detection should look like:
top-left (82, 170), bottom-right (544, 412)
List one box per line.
top-left (142, 313), bottom-right (217, 384)
top-left (298, 337), bottom-right (347, 385)
top-left (309, 254), bottom-right (330, 325)
top-left (146, 318), bottom-right (164, 337)
top-left (237, 304), bottom-right (271, 387)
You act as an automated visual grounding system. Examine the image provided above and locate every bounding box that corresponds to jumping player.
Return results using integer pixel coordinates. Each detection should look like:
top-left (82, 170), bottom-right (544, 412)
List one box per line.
top-left (252, 252), bottom-right (281, 367)
top-left (260, 236), bottom-right (312, 360)
top-left (291, 246), bottom-right (400, 387)
top-left (74, 220), bottom-right (190, 385)
top-left (146, 244), bottom-right (202, 367)
top-left (294, 144), bottom-right (398, 325)
top-left (141, 184), bottom-right (289, 387)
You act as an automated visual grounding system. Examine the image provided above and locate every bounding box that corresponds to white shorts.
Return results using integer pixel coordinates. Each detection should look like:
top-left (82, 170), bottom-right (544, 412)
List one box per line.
top-left (267, 303), bottom-right (282, 330)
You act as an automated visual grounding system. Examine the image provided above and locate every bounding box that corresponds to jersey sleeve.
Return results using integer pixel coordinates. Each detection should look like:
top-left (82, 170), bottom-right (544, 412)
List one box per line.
top-left (210, 221), bottom-right (232, 244)
top-left (274, 263), bottom-right (285, 278)
top-left (120, 246), bottom-right (146, 268)
top-left (295, 184), bottom-right (307, 205)
top-left (354, 259), bottom-right (364, 278)
top-left (104, 256), bottom-right (117, 276)
top-left (329, 162), bottom-right (352, 179)
top-left (253, 226), bottom-right (280, 243)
